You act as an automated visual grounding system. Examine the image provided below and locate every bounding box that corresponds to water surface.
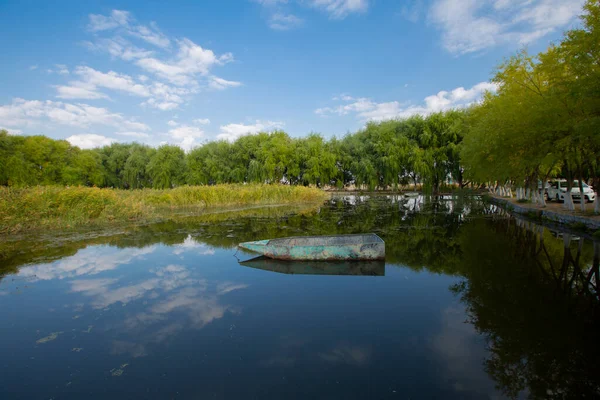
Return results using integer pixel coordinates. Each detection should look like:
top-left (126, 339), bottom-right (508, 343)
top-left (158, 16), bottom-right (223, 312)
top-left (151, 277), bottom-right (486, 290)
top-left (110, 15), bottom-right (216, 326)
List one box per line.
top-left (1, 195), bottom-right (599, 399)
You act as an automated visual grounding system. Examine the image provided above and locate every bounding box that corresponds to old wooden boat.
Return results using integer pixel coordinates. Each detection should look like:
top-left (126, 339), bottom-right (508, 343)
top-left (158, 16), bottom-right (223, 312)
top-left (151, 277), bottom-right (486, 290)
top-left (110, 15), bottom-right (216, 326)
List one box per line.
top-left (240, 256), bottom-right (385, 276)
top-left (238, 233), bottom-right (385, 261)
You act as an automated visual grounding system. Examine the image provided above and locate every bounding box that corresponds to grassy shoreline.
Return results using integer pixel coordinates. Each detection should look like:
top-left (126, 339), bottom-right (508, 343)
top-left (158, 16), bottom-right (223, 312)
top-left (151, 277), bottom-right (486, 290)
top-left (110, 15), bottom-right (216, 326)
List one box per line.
top-left (0, 184), bottom-right (329, 234)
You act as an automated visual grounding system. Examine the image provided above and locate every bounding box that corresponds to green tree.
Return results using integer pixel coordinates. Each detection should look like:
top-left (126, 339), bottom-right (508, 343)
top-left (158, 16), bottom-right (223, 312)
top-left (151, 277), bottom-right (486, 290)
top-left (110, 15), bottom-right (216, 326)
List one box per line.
top-left (123, 144), bottom-right (155, 189)
top-left (147, 144), bottom-right (186, 189)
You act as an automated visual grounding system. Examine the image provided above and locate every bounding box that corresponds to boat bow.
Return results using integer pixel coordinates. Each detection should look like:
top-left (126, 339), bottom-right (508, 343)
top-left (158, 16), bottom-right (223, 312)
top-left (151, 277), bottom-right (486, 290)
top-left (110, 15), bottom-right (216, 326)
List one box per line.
top-left (238, 239), bottom-right (270, 254)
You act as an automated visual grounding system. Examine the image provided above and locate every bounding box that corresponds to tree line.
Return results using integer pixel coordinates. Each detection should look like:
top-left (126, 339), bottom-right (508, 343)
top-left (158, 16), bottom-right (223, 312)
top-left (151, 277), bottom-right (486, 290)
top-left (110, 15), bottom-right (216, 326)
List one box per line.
top-left (0, 109), bottom-right (466, 192)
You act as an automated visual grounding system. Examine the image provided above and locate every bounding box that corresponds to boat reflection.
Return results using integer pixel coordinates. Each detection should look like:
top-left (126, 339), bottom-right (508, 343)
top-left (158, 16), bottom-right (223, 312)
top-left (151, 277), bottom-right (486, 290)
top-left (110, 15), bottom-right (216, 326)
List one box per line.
top-left (240, 256), bottom-right (385, 276)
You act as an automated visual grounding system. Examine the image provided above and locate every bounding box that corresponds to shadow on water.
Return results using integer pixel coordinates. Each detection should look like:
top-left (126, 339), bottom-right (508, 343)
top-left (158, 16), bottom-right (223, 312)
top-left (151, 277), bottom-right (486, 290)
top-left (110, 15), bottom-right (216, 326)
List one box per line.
top-left (239, 256), bottom-right (386, 276)
top-left (0, 194), bottom-right (599, 398)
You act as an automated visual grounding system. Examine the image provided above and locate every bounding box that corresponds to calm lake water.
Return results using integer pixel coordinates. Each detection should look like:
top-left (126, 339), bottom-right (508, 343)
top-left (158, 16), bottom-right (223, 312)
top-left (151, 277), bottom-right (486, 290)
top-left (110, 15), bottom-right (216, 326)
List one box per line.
top-left (1, 195), bottom-right (599, 399)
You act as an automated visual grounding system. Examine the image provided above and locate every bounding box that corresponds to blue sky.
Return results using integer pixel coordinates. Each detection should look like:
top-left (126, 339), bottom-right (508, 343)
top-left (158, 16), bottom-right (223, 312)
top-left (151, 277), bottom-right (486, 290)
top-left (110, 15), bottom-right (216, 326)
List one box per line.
top-left (0, 0), bottom-right (586, 150)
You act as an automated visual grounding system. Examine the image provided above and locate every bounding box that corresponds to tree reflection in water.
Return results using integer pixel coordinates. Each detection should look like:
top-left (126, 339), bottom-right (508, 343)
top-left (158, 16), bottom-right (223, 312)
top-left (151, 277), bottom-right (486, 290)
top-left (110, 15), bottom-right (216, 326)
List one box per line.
top-left (451, 216), bottom-right (600, 399)
top-left (1, 194), bottom-right (599, 398)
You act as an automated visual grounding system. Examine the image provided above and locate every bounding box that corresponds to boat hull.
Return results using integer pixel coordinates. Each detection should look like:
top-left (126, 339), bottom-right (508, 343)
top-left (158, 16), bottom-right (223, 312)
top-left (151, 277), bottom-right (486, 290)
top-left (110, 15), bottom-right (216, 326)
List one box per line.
top-left (238, 234), bottom-right (385, 261)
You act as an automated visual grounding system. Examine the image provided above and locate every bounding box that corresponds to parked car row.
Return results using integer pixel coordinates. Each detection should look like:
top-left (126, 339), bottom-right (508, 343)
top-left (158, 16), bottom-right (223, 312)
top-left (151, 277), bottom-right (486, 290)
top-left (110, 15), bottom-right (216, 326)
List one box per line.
top-left (542, 179), bottom-right (596, 203)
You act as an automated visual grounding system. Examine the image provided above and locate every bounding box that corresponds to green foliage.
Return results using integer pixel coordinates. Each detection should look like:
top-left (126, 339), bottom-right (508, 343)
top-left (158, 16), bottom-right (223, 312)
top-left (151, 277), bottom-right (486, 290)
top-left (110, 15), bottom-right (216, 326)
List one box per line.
top-left (123, 144), bottom-right (155, 189)
top-left (0, 111), bottom-right (469, 192)
top-left (461, 0), bottom-right (600, 194)
top-left (147, 145), bottom-right (186, 189)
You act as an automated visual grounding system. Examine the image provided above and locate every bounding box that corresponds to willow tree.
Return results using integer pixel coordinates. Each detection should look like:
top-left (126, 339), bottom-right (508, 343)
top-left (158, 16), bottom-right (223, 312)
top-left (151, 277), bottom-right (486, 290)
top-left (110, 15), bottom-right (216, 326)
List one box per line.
top-left (147, 145), bottom-right (186, 189)
top-left (61, 149), bottom-right (105, 187)
top-left (123, 144), bottom-right (155, 189)
top-left (247, 131), bottom-right (298, 184)
top-left (96, 143), bottom-right (134, 188)
top-left (0, 130), bottom-right (30, 186)
top-left (297, 134), bottom-right (338, 187)
top-left (364, 120), bottom-right (413, 190)
top-left (186, 141), bottom-right (234, 185)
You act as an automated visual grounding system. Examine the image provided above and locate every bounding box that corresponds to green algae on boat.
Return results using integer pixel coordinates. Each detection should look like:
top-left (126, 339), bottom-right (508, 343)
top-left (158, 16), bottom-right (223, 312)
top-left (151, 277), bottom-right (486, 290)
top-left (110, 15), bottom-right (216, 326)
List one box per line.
top-left (239, 233), bottom-right (385, 261)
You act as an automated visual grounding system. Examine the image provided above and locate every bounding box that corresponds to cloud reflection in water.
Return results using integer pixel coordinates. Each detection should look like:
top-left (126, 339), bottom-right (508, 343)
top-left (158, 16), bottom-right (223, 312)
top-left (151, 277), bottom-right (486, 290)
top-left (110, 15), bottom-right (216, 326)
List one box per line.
top-left (15, 235), bottom-right (249, 357)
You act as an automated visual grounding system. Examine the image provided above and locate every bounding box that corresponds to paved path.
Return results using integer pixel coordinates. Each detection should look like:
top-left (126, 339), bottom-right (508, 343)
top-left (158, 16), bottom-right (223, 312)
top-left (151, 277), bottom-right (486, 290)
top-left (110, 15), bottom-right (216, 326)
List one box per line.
top-left (488, 195), bottom-right (600, 231)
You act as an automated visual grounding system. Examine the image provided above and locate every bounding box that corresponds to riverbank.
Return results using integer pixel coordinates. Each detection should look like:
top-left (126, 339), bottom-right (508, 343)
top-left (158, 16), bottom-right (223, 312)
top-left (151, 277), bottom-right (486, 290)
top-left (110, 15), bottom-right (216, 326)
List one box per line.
top-left (487, 195), bottom-right (600, 232)
top-left (0, 185), bottom-right (329, 234)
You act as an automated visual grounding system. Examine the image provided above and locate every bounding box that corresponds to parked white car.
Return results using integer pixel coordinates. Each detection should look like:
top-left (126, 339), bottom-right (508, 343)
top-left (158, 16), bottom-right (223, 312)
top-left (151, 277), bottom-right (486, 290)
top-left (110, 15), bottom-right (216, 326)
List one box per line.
top-left (546, 179), bottom-right (596, 203)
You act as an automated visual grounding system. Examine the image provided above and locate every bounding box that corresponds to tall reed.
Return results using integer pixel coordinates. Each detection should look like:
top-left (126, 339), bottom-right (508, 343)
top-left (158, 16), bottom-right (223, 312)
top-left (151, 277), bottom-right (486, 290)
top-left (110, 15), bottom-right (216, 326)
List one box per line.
top-left (0, 184), bottom-right (329, 234)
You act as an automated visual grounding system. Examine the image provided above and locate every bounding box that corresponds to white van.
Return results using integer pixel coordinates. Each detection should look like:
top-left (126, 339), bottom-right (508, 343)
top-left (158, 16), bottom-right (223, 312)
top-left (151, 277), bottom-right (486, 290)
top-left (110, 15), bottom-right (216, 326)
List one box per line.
top-left (546, 179), bottom-right (596, 203)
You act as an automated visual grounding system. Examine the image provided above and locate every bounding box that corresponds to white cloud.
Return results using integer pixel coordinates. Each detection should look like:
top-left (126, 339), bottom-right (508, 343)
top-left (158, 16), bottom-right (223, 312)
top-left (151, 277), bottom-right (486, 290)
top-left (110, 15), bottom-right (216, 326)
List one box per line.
top-left (135, 38), bottom-right (235, 86)
top-left (193, 118), bottom-right (210, 125)
top-left (147, 82), bottom-right (191, 105)
top-left (254, 0), bottom-right (365, 28)
top-left (269, 13), bottom-right (304, 30)
top-left (316, 96), bottom-right (385, 117)
top-left (141, 98), bottom-right (179, 110)
top-left (169, 125), bottom-right (204, 139)
top-left (88, 9), bottom-right (170, 48)
top-left (167, 120), bottom-right (179, 127)
top-left (208, 76), bottom-right (242, 90)
top-left (429, 0), bottom-right (585, 54)
top-left (29, 65), bottom-right (38, 71)
top-left (144, 83), bottom-right (191, 110)
top-left (56, 66), bottom-right (194, 111)
top-left (252, 0), bottom-right (303, 30)
top-left (47, 64), bottom-right (70, 75)
top-left (0, 127), bottom-right (22, 135)
top-left (308, 0), bottom-right (369, 19)
top-left (88, 10), bottom-right (130, 32)
top-left (316, 81), bottom-right (498, 122)
top-left (356, 101), bottom-right (407, 121)
top-left (84, 11), bottom-right (239, 94)
top-left (55, 84), bottom-right (109, 100)
top-left (0, 98), bottom-right (150, 132)
top-left (73, 66), bottom-right (150, 96)
top-left (115, 131), bottom-right (150, 138)
top-left (217, 120), bottom-right (284, 142)
top-left (168, 125), bottom-right (205, 150)
top-left (83, 37), bottom-right (154, 61)
top-left (128, 21), bottom-right (171, 49)
top-left (67, 133), bottom-right (117, 149)
top-left (56, 64), bottom-right (70, 75)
